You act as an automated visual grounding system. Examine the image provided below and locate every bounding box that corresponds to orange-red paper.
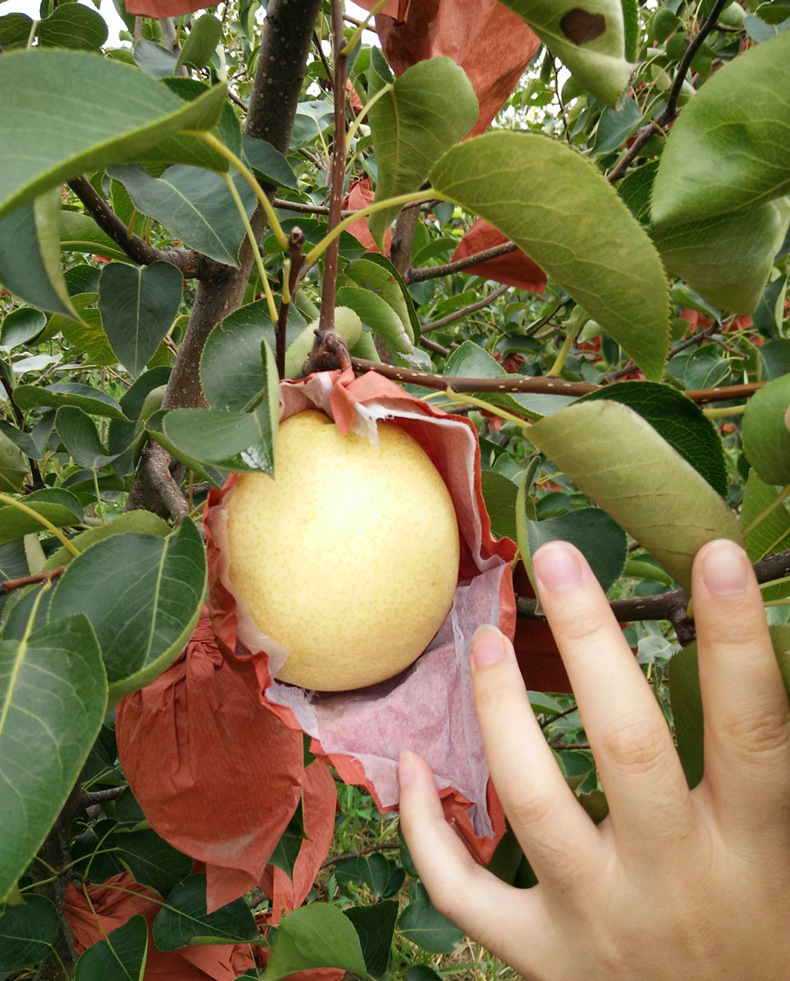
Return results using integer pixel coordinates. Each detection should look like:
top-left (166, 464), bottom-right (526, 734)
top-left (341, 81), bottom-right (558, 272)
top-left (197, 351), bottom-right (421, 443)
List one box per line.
top-left (116, 612), bottom-right (332, 913)
top-left (206, 368), bottom-right (516, 862)
top-left (356, 0), bottom-right (541, 136)
top-left (451, 219), bottom-right (548, 293)
top-left (340, 177), bottom-right (392, 255)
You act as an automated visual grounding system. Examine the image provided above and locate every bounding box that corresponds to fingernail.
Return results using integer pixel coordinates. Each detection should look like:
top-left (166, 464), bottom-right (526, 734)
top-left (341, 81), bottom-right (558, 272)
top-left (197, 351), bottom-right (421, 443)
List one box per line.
top-left (533, 542), bottom-right (583, 591)
top-left (472, 624), bottom-right (507, 669)
top-left (700, 540), bottom-right (749, 596)
top-left (399, 749), bottom-right (413, 788)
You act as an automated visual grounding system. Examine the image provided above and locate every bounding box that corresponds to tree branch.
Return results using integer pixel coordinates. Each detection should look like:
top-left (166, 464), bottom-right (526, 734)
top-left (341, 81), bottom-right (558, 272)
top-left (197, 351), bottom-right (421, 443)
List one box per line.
top-left (421, 283), bottom-right (510, 334)
top-left (350, 359), bottom-right (765, 405)
top-left (405, 240), bottom-right (518, 283)
top-left (68, 177), bottom-right (221, 280)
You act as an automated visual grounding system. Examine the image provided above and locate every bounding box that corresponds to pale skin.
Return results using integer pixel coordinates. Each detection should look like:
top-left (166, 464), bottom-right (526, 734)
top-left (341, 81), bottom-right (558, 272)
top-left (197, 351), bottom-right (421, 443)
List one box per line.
top-left (399, 539), bottom-right (790, 981)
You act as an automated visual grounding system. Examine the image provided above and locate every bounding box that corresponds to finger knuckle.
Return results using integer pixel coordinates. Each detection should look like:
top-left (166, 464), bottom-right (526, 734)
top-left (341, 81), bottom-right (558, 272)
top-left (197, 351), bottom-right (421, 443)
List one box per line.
top-left (597, 716), bottom-right (669, 773)
top-left (506, 785), bottom-right (559, 831)
top-left (717, 705), bottom-right (790, 761)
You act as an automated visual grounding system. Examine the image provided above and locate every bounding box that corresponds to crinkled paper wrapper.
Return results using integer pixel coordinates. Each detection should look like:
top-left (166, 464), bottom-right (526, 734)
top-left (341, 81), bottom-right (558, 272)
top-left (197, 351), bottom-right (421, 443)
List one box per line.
top-left (206, 368), bottom-right (517, 861)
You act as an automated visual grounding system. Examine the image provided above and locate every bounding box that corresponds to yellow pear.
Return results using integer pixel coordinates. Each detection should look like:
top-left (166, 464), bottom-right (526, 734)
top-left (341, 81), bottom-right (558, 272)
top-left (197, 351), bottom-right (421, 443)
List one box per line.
top-left (225, 409), bottom-right (460, 691)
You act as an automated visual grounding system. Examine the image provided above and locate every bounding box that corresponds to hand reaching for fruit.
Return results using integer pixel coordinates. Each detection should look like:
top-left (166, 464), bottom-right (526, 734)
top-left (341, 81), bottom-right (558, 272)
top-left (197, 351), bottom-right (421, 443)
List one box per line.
top-left (399, 539), bottom-right (790, 980)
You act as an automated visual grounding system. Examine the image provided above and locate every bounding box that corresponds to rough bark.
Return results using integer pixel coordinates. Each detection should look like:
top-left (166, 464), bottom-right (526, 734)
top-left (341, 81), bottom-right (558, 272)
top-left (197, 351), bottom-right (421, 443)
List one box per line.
top-left (127, 0), bottom-right (323, 515)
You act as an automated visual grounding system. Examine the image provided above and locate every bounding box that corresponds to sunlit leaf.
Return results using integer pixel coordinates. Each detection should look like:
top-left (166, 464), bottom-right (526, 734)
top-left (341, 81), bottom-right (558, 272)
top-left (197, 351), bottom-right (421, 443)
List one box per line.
top-left (496, 0), bottom-right (633, 105)
top-left (651, 30), bottom-right (790, 225)
top-left (528, 399), bottom-right (743, 591)
top-left (263, 903), bottom-right (368, 980)
top-left (368, 57), bottom-right (478, 249)
top-left (430, 132), bottom-right (669, 380)
top-left (0, 49), bottom-right (227, 220)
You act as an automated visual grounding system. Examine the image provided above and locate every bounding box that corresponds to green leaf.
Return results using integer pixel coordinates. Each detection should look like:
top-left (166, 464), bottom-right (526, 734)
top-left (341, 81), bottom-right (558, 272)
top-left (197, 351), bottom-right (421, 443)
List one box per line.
top-left (175, 13), bottom-right (222, 71)
top-left (0, 308), bottom-right (46, 352)
top-left (108, 164), bottom-right (256, 266)
top-left (344, 900), bottom-right (398, 978)
top-left (650, 30), bottom-right (790, 225)
top-left (263, 904), bottom-right (368, 981)
top-left (134, 39), bottom-right (178, 78)
top-left (429, 132), bottom-right (669, 380)
top-left (651, 198), bottom-right (790, 314)
top-left (0, 194), bottom-right (77, 317)
top-left (13, 381), bottom-right (128, 422)
top-left (145, 411), bottom-right (224, 485)
top-left (335, 286), bottom-right (412, 354)
top-left (496, 0), bottom-right (632, 106)
top-left (0, 49), bottom-right (227, 220)
top-left (42, 510), bottom-right (171, 570)
top-left (398, 892), bottom-right (464, 955)
top-left (0, 489), bottom-right (84, 547)
top-left (48, 520), bottom-right (206, 702)
top-left (98, 260), bottom-right (183, 376)
top-left (0, 610), bottom-right (107, 903)
top-left (37, 4), bottom-right (108, 50)
top-left (525, 507), bottom-right (627, 592)
top-left (48, 293), bottom-right (116, 367)
top-left (334, 853), bottom-right (404, 901)
top-left (368, 57), bottom-right (478, 249)
top-left (0, 12), bottom-right (32, 50)
top-left (242, 135), bottom-right (299, 190)
top-left (528, 399), bottom-right (743, 592)
top-left (742, 469), bottom-right (790, 563)
top-left (742, 373), bottom-right (790, 485)
top-left (343, 256), bottom-right (416, 345)
top-left (201, 301), bottom-right (304, 411)
top-left (670, 626), bottom-right (790, 789)
top-left (579, 381), bottom-right (728, 496)
top-left (111, 828), bottom-right (193, 897)
top-left (0, 416), bottom-right (53, 463)
top-left (480, 470), bottom-right (520, 542)
top-left (163, 402), bottom-right (275, 473)
top-left (153, 874), bottom-right (259, 950)
top-left (60, 210), bottom-right (132, 262)
top-left (0, 894), bottom-right (58, 973)
top-left (74, 914), bottom-right (148, 981)
top-left (55, 406), bottom-right (118, 469)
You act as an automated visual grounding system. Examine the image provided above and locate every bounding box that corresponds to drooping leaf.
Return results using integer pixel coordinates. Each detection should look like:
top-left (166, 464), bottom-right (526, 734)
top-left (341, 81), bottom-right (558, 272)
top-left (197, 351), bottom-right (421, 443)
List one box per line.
top-left (0, 194), bottom-right (77, 317)
top-left (134, 38), bottom-right (179, 78)
top-left (524, 507), bottom-right (628, 592)
top-left (651, 198), bottom-right (790, 314)
top-left (153, 874), bottom-right (259, 950)
top-left (74, 914), bottom-right (148, 981)
top-left (0, 416), bottom-right (54, 463)
top-left (13, 382), bottom-right (129, 421)
top-left (742, 373), bottom-right (790, 485)
top-left (0, 49), bottom-right (227, 220)
top-left (175, 13), bottom-right (222, 71)
top-left (670, 626), bottom-right (790, 789)
top-left (48, 520), bottom-right (206, 702)
top-left (0, 894), bottom-right (59, 973)
top-left (263, 903), bottom-right (368, 981)
top-left (98, 260), bottom-right (183, 376)
top-left (108, 164), bottom-right (256, 266)
top-left (242, 135), bottom-right (299, 190)
top-left (163, 402), bottom-right (274, 472)
top-left (496, 0), bottom-right (632, 106)
top-left (650, 30), bottom-right (790, 225)
top-left (110, 828), bottom-right (193, 897)
top-left (343, 257), bottom-right (416, 345)
top-left (55, 406), bottom-right (119, 469)
top-left (579, 381), bottom-right (728, 496)
top-left (335, 286), bottom-right (413, 354)
top-left (480, 470), bottom-right (520, 542)
top-left (0, 489), bottom-right (84, 547)
top-left (0, 308), bottom-right (46, 352)
top-left (0, 610), bottom-right (107, 902)
top-left (344, 900), bottom-right (399, 979)
top-left (368, 57), bottom-right (478, 249)
top-left (49, 294), bottom-right (115, 366)
top-left (528, 399), bottom-right (743, 591)
top-left (398, 889), bottom-right (465, 955)
top-left (429, 132), bottom-right (669, 380)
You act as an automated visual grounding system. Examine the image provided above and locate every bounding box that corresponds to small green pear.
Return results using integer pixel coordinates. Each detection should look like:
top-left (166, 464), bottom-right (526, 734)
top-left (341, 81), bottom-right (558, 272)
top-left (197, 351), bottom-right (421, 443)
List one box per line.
top-left (284, 307), bottom-right (364, 378)
top-left (225, 410), bottom-right (460, 691)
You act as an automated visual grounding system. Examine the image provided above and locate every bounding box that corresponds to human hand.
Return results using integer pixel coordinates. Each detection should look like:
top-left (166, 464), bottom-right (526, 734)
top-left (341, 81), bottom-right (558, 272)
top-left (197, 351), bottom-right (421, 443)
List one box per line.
top-left (399, 539), bottom-right (790, 981)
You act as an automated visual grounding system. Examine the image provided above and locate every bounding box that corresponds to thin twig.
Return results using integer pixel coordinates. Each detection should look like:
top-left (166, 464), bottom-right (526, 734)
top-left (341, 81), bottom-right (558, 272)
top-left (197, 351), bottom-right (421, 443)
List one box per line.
top-left (1, 567), bottom-right (66, 594)
top-left (421, 283), bottom-right (510, 334)
top-left (406, 241), bottom-right (519, 284)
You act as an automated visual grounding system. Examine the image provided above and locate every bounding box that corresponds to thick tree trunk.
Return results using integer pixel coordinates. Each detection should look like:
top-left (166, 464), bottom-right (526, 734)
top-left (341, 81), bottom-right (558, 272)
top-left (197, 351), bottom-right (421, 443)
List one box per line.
top-left (127, 0), bottom-right (323, 515)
